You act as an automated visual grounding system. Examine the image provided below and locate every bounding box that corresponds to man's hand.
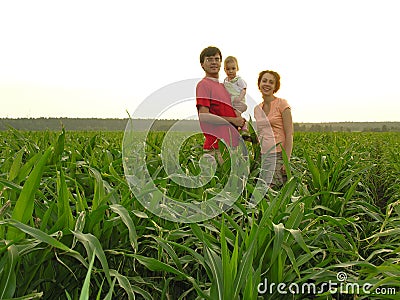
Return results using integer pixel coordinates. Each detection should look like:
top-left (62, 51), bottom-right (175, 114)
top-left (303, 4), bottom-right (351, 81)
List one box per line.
top-left (198, 105), bottom-right (245, 128)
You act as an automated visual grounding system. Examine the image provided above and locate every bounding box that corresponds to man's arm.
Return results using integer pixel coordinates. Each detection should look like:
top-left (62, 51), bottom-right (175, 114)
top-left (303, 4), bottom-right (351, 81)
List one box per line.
top-left (198, 106), bottom-right (246, 128)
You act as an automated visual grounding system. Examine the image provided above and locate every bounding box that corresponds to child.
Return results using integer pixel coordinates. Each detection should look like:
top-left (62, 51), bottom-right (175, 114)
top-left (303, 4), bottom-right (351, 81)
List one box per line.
top-left (223, 56), bottom-right (249, 135)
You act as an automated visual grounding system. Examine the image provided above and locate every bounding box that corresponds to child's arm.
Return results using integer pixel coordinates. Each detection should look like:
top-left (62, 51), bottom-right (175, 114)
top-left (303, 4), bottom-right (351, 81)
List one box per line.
top-left (237, 88), bottom-right (246, 103)
top-left (233, 88), bottom-right (247, 113)
top-left (232, 77), bottom-right (248, 113)
top-left (235, 77), bottom-right (247, 103)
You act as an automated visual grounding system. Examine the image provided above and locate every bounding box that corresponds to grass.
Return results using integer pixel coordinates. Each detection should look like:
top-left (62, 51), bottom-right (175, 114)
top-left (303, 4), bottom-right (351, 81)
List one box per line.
top-left (0, 128), bottom-right (399, 299)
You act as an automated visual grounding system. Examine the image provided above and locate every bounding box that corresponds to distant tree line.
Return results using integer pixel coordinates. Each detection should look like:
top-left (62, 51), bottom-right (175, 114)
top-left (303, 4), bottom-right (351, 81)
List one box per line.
top-left (294, 122), bottom-right (400, 132)
top-left (0, 118), bottom-right (200, 132)
top-left (1, 118), bottom-right (400, 132)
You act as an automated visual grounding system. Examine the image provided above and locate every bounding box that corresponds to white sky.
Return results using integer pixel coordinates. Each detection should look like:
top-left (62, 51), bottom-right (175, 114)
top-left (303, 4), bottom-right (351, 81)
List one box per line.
top-left (1, 0), bottom-right (399, 122)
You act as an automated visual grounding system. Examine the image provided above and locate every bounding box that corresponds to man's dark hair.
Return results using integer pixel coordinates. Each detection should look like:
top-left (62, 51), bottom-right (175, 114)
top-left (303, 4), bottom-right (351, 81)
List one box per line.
top-left (200, 46), bottom-right (222, 64)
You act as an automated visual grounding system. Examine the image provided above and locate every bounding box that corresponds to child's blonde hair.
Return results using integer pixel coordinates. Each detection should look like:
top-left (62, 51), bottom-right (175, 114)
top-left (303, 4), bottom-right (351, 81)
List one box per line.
top-left (224, 56), bottom-right (239, 71)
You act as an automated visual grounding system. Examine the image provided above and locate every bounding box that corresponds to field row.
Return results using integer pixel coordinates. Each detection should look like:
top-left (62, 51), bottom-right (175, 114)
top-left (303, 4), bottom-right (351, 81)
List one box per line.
top-left (0, 129), bottom-right (399, 299)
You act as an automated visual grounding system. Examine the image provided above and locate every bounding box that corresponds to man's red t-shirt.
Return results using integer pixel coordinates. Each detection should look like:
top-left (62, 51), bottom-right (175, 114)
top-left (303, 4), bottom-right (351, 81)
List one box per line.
top-left (196, 77), bottom-right (240, 149)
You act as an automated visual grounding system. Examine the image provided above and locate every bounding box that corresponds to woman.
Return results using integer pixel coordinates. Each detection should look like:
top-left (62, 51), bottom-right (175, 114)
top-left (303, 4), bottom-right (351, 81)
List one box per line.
top-left (254, 70), bottom-right (293, 187)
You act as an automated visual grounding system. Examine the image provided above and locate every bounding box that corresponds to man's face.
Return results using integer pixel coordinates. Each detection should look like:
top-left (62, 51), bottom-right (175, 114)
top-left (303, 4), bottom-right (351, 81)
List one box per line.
top-left (201, 53), bottom-right (221, 78)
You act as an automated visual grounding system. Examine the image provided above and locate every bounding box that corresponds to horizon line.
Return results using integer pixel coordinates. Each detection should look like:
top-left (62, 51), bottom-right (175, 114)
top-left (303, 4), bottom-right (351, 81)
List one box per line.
top-left (1, 117), bottom-right (400, 124)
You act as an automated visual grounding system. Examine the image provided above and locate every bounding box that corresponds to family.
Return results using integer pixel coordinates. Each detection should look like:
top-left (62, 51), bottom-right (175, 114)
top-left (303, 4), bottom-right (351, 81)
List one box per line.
top-left (196, 46), bottom-right (294, 188)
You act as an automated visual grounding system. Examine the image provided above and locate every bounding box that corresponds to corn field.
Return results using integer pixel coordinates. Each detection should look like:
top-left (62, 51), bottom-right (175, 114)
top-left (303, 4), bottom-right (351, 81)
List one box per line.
top-left (0, 127), bottom-right (400, 299)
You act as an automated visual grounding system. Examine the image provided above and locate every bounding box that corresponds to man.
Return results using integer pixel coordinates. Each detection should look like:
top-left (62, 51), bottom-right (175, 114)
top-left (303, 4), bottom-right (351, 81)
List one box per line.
top-left (196, 46), bottom-right (246, 162)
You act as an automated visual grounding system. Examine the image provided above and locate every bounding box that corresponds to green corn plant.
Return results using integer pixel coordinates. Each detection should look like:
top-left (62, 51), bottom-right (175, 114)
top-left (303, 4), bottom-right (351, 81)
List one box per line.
top-left (302, 140), bottom-right (373, 216)
top-left (0, 128), bottom-right (399, 299)
top-left (7, 145), bottom-right (53, 241)
top-left (179, 177), bottom-right (316, 299)
top-left (0, 242), bottom-right (18, 299)
top-left (0, 218), bottom-right (87, 298)
top-left (50, 168), bottom-right (75, 232)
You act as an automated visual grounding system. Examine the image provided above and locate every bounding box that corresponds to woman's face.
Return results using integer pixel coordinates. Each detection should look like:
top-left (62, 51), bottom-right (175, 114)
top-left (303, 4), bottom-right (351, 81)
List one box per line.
top-left (259, 72), bottom-right (276, 96)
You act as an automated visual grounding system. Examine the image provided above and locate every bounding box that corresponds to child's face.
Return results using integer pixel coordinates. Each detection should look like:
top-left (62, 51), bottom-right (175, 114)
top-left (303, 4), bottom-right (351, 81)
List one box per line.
top-left (224, 62), bottom-right (237, 80)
